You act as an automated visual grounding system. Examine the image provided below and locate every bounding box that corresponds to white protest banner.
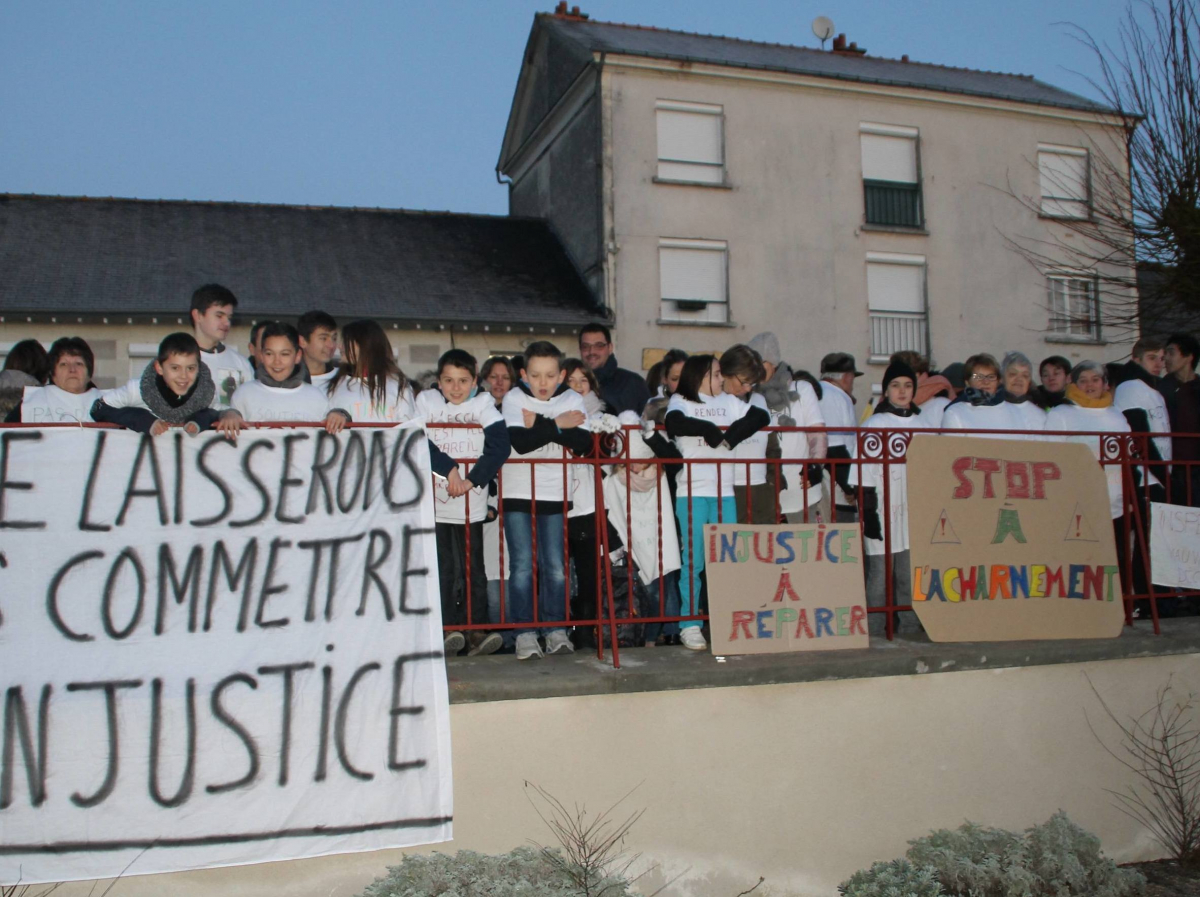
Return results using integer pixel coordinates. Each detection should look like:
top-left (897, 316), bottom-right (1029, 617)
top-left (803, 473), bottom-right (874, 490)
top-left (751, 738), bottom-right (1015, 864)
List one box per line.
top-left (1151, 502), bottom-right (1200, 589)
top-left (0, 425), bottom-right (451, 884)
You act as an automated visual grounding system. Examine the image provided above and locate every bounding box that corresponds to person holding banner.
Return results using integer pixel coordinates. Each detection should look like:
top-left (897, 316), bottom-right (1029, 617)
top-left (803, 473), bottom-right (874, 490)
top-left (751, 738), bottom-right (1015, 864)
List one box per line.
top-left (218, 323), bottom-right (350, 439)
top-left (851, 359), bottom-right (932, 636)
top-left (91, 333), bottom-right (221, 435)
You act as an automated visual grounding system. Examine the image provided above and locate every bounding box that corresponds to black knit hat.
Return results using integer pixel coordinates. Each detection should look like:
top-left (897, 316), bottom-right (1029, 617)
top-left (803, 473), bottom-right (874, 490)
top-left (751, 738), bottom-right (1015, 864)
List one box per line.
top-left (882, 359), bottom-right (917, 394)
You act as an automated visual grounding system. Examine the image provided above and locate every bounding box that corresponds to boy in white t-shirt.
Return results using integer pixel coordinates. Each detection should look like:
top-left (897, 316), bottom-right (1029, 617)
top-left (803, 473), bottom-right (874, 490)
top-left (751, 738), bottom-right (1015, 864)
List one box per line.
top-left (501, 341), bottom-right (593, 660)
top-left (416, 349), bottom-right (511, 658)
top-left (216, 323), bottom-right (349, 441)
top-left (297, 310), bottom-right (340, 387)
top-left (189, 284), bottom-right (254, 409)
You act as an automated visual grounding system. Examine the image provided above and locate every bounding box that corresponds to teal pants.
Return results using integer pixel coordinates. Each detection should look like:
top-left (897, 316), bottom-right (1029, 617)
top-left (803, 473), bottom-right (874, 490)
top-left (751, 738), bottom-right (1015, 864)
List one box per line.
top-left (674, 494), bottom-right (736, 631)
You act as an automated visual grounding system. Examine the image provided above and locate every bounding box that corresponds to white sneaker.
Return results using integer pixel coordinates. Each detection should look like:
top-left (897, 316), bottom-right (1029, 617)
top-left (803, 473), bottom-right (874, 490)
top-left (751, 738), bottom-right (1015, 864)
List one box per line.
top-left (545, 629), bottom-right (575, 655)
top-left (443, 632), bottom-right (466, 656)
top-left (515, 632), bottom-right (544, 660)
top-left (679, 628), bottom-right (707, 651)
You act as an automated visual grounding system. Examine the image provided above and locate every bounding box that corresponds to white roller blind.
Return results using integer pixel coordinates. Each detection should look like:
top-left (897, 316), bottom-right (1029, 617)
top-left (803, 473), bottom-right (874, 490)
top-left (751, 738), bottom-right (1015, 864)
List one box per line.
top-left (1038, 147), bottom-right (1089, 218)
top-left (660, 244), bottom-right (727, 304)
top-left (656, 109), bottom-right (722, 164)
top-left (861, 133), bottom-right (917, 183)
top-left (867, 259), bottom-right (925, 313)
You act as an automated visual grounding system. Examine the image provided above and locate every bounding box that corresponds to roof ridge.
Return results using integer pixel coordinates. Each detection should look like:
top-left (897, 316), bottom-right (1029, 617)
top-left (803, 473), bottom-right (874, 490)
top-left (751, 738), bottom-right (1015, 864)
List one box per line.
top-left (543, 14), bottom-right (1039, 81)
top-left (0, 192), bottom-right (544, 222)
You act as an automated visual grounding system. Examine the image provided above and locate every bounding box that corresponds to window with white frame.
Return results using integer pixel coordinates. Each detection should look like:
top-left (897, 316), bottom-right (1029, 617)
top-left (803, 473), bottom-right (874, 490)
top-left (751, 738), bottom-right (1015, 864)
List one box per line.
top-left (866, 252), bottom-right (928, 361)
top-left (1047, 274), bottom-right (1101, 339)
top-left (656, 101), bottom-right (724, 185)
top-left (860, 123), bottom-right (923, 227)
top-left (1038, 145), bottom-right (1090, 219)
top-left (659, 238), bottom-right (728, 323)
top-left (128, 343), bottom-right (159, 379)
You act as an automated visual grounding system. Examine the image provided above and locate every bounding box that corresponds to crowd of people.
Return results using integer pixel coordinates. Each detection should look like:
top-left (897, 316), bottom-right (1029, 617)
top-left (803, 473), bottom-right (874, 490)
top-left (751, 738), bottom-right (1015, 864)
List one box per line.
top-left (1, 282), bottom-right (1198, 656)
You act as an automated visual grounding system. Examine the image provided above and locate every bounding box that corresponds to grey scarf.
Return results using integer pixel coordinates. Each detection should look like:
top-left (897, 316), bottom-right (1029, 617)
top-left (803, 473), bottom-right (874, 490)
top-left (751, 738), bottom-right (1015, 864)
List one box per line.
top-left (140, 361), bottom-right (215, 424)
top-left (256, 363), bottom-right (307, 390)
top-left (757, 362), bottom-right (798, 426)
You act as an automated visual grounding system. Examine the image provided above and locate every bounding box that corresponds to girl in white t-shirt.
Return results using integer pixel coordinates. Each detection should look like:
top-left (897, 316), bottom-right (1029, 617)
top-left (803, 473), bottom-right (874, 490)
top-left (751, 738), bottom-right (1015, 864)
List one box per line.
top-left (324, 320), bottom-right (416, 424)
top-left (850, 360), bottom-right (933, 637)
top-left (665, 354), bottom-right (768, 650)
top-left (716, 344), bottom-right (779, 525)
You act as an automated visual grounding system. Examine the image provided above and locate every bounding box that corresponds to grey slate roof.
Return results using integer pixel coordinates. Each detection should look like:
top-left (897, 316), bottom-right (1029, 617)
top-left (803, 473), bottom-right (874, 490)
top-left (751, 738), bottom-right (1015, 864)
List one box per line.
top-left (542, 15), bottom-right (1115, 115)
top-left (0, 194), bottom-right (600, 325)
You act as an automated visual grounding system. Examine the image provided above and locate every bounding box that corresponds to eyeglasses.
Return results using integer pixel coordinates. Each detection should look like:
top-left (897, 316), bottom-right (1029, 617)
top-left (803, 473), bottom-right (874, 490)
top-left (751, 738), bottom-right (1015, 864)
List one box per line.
top-left (970, 374), bottom-right (999, 384)
top-left (580, 341), bottom-right (609, 351)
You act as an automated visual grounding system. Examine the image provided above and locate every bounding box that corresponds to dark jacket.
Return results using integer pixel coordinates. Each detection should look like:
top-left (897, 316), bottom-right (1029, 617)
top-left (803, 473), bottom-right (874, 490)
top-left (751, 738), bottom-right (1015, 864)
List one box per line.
top-left (594, 355), bottom-right (650, 416)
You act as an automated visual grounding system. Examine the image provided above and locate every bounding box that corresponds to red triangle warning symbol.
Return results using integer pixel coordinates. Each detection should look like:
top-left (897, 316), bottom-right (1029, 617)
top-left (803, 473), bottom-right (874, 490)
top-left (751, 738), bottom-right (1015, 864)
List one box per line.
top-left (931, 509), bottom-right (961, 544)
top-left (1063, 502), bottom-right (1099, 542)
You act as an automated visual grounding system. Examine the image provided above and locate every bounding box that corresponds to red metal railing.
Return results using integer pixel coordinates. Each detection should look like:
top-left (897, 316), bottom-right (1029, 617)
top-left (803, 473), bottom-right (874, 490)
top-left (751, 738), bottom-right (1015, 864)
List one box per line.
top-left (5, 420), bottom-right (1198, 668)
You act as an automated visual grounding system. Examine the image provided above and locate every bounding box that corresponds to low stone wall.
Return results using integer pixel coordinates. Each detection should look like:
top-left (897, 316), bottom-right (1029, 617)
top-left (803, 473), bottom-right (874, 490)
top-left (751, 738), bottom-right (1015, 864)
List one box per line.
top-left (52, 621), bottom-right (1200, 896)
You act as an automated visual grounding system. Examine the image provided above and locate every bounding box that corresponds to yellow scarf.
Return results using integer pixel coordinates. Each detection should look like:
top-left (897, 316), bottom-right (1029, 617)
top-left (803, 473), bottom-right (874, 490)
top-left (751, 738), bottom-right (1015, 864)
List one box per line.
top-left (1065, 383), bottom-right (1113, 408)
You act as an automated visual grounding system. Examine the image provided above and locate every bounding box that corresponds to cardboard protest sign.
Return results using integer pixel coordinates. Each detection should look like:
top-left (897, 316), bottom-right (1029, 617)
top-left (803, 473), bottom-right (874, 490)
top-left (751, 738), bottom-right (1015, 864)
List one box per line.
top-left (1151, 502), bottom-right (1200, 589)
top-left (0, 426), bottom-right (451, 884)
top-left (907, 435), bottom-right (1123, 641)
top-left (705, 523), bottom-right (869, 654)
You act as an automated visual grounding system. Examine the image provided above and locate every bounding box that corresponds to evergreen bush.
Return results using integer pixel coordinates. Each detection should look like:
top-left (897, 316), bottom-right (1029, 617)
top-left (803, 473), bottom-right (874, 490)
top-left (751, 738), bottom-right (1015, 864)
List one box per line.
top-left (840, 811), bottom-right (1145, 897)
top-left (356, 846), bottom-right (639, 897)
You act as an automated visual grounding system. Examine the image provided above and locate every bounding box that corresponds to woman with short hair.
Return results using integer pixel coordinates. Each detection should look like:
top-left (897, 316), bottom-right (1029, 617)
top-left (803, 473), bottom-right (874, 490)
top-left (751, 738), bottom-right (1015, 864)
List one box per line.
top-left (941, 353), bottom-right (1030, 437)
top-left (1000, 351), bottom-right (1047, 435)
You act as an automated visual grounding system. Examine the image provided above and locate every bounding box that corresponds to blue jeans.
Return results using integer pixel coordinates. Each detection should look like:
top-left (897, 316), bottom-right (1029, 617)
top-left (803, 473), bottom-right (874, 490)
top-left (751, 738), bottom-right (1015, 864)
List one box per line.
top-left (675, 495), bottom-right (736, 631)
top-left (503, 510), bottom-right (567, 636)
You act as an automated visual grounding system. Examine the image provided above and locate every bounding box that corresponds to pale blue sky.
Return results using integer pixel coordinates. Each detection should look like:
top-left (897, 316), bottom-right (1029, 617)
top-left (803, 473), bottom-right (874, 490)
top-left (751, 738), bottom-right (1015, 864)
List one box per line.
top-left (1, 1), bottom-right (1132, 216)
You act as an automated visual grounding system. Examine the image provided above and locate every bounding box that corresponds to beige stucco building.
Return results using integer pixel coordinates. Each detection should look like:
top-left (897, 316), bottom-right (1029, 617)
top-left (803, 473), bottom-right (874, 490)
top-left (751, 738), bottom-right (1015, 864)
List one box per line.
top-left (499, 10), bottom-right (1136, 398)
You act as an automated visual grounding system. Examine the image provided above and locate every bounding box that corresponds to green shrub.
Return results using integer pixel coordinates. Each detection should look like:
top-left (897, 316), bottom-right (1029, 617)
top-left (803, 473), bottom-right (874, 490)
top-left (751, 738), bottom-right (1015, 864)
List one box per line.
top-left (838, 858), bottom-right (945, 896)
top-left (356, 846), bottom-right (639, 897)
top-left (840, 812), bottom-right (1145, 897)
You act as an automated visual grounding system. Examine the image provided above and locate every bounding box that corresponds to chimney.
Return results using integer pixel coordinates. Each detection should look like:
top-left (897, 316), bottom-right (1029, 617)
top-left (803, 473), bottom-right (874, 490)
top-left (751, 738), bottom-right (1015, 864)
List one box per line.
top-left (553, 2), bottom-right (589, 19)
top-left (830, 32), bottom-right (867, 55)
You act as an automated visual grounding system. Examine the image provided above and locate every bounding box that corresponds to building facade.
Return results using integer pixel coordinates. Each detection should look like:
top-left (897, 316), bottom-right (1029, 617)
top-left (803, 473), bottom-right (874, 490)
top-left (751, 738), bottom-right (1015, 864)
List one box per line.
top-left (498, 11), bottom-right (1135, 396)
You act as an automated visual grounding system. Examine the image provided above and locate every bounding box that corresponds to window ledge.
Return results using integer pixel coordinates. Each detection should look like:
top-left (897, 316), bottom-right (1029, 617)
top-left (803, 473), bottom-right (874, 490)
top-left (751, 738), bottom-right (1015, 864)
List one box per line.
top-left (1044, 334), bottom-right (1108, 346)
top-left (1038, 213), bottom-right (1094, 223)
top-left (656, 318), bottom-right (739, 328)
top-left (652, 177), bottom-right (733, 189)
top-left (861, 223), bottom-right (929, 235)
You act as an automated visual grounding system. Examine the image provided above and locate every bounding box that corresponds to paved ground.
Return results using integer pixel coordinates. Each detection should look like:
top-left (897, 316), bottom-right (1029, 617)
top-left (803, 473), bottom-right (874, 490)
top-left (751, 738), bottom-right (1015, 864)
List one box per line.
top-left (444, 617), bottom-right (1200, 704)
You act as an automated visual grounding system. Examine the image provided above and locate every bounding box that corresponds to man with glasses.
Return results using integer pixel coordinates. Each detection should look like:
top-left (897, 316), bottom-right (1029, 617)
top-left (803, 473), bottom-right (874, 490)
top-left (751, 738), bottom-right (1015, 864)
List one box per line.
top-left (578, 322), bottom-right (650, 415)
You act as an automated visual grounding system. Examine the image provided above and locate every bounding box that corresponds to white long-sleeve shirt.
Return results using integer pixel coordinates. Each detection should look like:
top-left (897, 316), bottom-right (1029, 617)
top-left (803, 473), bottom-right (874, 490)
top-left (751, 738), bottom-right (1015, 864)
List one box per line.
top-left (850, 410), bottom-right (934, 555)
top-left (19, 384), bottom-right (102, 424)
top-left (230, 381), bottom-right (332, 422)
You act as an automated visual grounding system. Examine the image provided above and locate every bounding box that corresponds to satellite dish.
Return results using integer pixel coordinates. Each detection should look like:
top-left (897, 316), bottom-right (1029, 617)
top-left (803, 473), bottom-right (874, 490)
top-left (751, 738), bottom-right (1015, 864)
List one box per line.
top-left (812, 15), bottom-right (834, 48)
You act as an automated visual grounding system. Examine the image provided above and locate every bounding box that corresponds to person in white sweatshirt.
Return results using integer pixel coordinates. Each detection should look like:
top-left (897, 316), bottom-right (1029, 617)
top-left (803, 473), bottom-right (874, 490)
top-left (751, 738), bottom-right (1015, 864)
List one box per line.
top-left (942, 353), bottom-right (1032, 436)
top-left (189, 284), bottom-right (254, 409)
top-left (851, 360), bottom-right (933, 637)
top-left (416, 349), bottom-right (511, 658)
top-left (91, 333), bottom-right (220, 435)
top-left (1045, 360), bottom-right (1166, 609)
top-left (1000, 351), bottom-right (1048, 435)
top-left (665, 354), bottom-right (768, 650)
top-left (501, 341), bottom-right (593, 660)
top-left (1112, 337), bottom-right (1172, 475)
top-left (324, 320), bottom-right (416, 423)
top-left (217, 323), bottom-right (348, 441)
top-left (7, 337), bottom-right (101, 424)
top-left (604, 413), bottom-right (683, 645)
